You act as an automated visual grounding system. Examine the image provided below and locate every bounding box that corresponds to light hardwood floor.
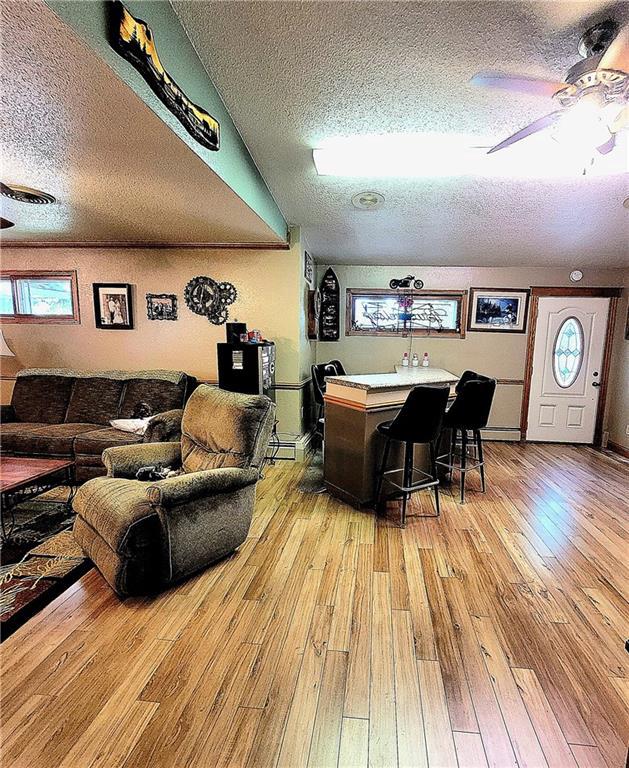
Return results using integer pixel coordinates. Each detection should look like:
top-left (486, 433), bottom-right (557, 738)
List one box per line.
top-left (1, 443), bottom-right (628, 768)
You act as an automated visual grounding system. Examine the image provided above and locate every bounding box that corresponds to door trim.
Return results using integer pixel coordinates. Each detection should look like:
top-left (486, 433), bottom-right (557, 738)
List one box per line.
top-left (521, 287), bottom-right (621, 444)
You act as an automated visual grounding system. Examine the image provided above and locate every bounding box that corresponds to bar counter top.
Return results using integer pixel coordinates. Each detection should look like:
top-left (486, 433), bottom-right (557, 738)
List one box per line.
top-left (327, 368), bottom-right (459, 391)
top-left (324, 367), bottom-right (459, 410)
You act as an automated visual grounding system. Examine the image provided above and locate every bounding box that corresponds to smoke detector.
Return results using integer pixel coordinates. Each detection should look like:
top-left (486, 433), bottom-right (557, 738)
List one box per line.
top-left (352, 191), bottom-right (385, 210)
top-left (1, 182), bottom-right (56, 204)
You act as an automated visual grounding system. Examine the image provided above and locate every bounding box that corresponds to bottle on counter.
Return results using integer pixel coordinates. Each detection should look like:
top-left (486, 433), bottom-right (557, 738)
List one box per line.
top-left (422, 352), bottom-right (430, 367)
top-left (412, 353), bottom-right (419, 367)
top-left (401, 352), bottom-right (409, 367)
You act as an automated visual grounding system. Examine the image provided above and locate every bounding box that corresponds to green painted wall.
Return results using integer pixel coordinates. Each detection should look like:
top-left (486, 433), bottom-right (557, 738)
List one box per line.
top-left (46, 0), bottom-right (287, 241)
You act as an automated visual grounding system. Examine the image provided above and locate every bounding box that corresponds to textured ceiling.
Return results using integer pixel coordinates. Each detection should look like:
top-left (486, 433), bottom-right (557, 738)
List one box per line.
top-left (0, 0), bottom-right (283, 245)
top-left (174, 0), bottom-right (629, 266)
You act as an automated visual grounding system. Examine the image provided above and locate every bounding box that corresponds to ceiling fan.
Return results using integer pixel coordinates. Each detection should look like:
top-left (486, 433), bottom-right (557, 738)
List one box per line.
top-left (471, 20), bottom-right (628, 158)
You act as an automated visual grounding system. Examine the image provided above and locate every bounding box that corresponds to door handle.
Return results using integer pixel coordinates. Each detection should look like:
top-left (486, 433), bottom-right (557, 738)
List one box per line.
top-left (592, 381), bottom-right (601, 387)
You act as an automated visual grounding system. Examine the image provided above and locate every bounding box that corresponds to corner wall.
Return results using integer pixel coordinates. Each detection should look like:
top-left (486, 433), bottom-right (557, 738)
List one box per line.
top-left (607, 271), bottom-right (629, 452)
top-left (316, 264), bottom-right (627, 440)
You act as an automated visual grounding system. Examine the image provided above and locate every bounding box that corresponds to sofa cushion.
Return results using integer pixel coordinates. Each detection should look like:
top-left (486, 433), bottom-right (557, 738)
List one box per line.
top-left (14, 423), bottom-right (102, 457)
top-left (0, 423), bottom-right (48, 454)
top-left (74, 465), bottom-right (109, 483)
top-left (12, 375), bottom-right (74, 423)
top-left (74, 427), bottom-right (144, 457)
top-left (65, 378), bottom-right (125, 425)
top-left (119, 378), bottom-right (187, 419)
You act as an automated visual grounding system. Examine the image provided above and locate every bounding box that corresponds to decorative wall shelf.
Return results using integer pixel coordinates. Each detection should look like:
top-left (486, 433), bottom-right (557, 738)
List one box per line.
top-left (319, 268), bottom-right (340, 341)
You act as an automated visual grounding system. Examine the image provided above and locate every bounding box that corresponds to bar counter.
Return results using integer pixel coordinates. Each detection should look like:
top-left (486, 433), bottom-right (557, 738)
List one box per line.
top-left (323, 368), bottom-right (459, 508)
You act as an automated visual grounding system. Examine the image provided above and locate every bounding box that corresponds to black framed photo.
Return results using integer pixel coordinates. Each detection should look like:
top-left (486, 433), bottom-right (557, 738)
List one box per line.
top-left (304, 250), bottom-right (314, 286)
top-left (146, 293), bottom-right (177, 321)
top-left (467, 288), bottom-right (530, 333)
top-left (93, 283), bottom-right (133, 329)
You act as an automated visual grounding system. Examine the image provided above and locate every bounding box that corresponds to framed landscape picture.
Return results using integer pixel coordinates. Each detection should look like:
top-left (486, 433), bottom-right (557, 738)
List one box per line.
top-left (93, 283), bottom-right (133, 329)
top-left (467, 288), bottom-right (530, 333)
top-left (146, 293), bottom-right (177, 321)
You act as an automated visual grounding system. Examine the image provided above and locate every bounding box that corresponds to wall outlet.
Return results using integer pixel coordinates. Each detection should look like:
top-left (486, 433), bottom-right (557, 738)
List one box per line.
top-left (626, 424), bottom-right (629, 436)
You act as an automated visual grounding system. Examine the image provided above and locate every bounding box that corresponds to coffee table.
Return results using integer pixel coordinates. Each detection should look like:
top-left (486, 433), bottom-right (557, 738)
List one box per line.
top-left (0, 457), bottom-right (76, 541)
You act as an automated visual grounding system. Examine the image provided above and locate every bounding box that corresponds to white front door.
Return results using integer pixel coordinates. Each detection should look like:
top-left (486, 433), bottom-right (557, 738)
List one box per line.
top-left (526, 296), bottom-right (610, 443)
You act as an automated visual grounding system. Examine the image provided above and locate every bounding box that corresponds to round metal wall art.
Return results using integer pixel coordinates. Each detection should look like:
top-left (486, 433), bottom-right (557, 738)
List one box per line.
top-left (184, 276), bottom-right (237, 325)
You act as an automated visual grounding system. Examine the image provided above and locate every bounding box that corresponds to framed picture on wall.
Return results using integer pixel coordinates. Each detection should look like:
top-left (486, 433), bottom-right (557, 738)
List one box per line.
top-left (146, 293), bottom-right (177, 321)
top-left (93, 283), bottom-right (134, 329)
top-left (467, 288), bottom-right (530, 334)
top-left (304, 250), bottom-right (314, 286)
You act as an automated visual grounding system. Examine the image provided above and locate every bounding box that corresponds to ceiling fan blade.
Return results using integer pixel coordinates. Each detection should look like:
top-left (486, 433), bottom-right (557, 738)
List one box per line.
top-left (471, 71), bottom-right (566, 97)
top-left (610, 105), bottom-right (629, 133)
top-left (596, 134), bottom-right (615, 154)
top-left (598, 24), bottom-right (629, 72)
top-left (487, 111), bottom-right (564, 154)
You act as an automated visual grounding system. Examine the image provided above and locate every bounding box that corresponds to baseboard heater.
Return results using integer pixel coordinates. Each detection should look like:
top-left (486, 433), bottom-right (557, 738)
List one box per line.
top-left (480, 427), bottom-right (521, 442)
top-left (266, 431), bottom-right (315, 461)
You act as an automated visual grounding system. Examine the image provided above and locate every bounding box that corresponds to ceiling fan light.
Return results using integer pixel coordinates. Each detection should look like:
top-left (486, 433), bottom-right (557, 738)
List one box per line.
top-left (551, 97), bottom-right (614, 154)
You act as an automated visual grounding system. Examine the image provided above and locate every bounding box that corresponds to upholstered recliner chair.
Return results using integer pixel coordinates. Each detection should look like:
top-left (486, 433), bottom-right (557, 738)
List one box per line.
top-left (72, 385), bottom-right (276, 596)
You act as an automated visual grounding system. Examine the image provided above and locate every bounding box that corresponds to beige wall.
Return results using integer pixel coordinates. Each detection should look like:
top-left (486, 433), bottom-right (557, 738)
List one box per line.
top-left (316, 264), bottom-right (627, 437)
top-left (2, 247), bottom-right (625, 448)
top-left (0, 231), bottom-right (313, 439)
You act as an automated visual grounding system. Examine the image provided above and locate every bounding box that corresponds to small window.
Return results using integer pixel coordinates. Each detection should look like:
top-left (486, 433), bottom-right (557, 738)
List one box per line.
top-left (0, 279), bottom-right (14, 314)
top-left (346, 289), bottom-right (466, 337)
top-left (553, 317), bottom-right (583, 388)
top-left (0, 271), bottom-right (80, 324)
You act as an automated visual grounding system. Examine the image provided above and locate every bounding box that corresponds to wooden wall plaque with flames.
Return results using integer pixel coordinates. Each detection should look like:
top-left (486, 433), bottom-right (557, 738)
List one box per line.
top-left (109, 1), bottom-right (220, 151)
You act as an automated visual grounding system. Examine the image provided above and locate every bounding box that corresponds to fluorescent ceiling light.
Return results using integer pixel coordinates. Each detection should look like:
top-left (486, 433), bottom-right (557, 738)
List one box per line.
top-left (312, 132), bottom-right (627, 178)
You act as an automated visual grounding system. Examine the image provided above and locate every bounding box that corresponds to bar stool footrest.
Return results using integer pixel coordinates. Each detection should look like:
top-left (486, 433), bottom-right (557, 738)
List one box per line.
top-left (382, 466), bottom-right (439, 493)
top-left (436, 455), bottom-right (484, 472)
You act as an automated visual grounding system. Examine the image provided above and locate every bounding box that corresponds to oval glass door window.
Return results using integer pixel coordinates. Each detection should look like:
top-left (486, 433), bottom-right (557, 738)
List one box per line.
top-left (553, 317), bottom-right (583, 388)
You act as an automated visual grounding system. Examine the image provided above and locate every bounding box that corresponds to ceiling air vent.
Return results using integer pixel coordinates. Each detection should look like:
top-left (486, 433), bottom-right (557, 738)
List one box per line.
top-left (1, 182), bottom-right (55, 204)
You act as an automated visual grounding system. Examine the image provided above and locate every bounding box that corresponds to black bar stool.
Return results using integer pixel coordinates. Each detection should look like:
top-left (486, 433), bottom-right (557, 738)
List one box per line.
top-left (436, 373), bottom-right (496, 503)
top-left (311, 360), bottom-right (346, 440)
top-left (374, 385), bottom-right (450, 527)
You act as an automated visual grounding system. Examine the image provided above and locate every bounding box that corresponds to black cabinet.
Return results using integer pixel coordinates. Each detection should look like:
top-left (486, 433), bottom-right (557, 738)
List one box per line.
top-left (217, 343), bottom-right (276, 401)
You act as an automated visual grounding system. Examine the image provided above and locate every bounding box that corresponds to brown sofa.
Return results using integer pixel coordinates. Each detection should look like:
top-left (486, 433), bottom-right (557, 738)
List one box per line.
top-left (0, 368), bottom-right (196, 482)
top-left (73, 385), bottom-right (276, 595)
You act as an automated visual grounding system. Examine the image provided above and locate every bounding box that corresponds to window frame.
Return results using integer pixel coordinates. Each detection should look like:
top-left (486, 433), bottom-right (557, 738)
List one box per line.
top-left (345, 288), bottom-right (467, 338)
top-left (0, 270), bottom-right (80, 324)
top-left (552, 316), bottom-right (584, 389)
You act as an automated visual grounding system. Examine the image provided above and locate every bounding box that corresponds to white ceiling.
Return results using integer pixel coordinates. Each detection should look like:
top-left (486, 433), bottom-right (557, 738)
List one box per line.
top-left (0, 0), bottom-right (284, 245)
top-left (173, 0), bottom-right (629, 266)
